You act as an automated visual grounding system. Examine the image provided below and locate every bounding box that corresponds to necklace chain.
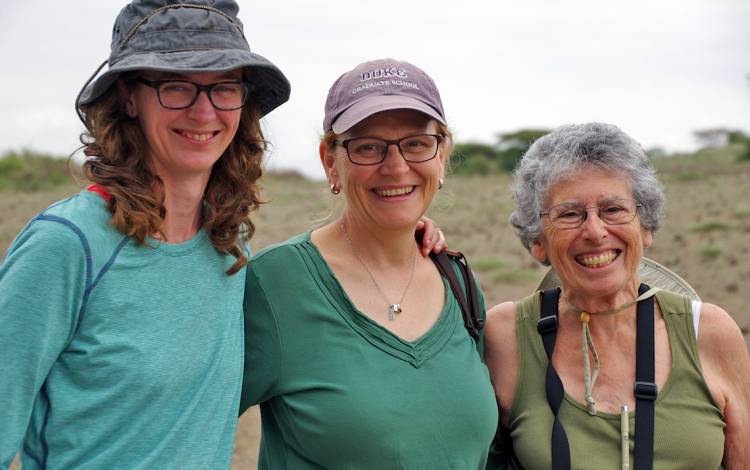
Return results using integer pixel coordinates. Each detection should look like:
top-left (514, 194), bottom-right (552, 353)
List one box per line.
top-left (339, 222), bottom-right (417, 321)
top-left (562, 287), bottom-right (661, 416)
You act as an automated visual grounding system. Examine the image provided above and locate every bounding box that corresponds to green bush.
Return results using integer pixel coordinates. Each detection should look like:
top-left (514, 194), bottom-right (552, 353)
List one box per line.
top-left (690, 221), bottom-right (733, 233)
top-left (0, 149), bottom-right (71, 192)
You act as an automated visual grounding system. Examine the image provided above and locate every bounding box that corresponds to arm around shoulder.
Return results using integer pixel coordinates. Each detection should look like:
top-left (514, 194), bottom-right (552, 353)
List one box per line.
top-left (697, 302), bottom-right (750, 469)
top-left (240, 259), bottom-right (284, 415)
top-left (484, 301), bottom-right (519, 427)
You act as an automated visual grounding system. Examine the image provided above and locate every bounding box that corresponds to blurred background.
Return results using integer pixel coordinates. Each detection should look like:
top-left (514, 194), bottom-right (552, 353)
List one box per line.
top-left (0, 0), bottom-right (748, 177)
top-left (2, 0), bottom-right (749, 467)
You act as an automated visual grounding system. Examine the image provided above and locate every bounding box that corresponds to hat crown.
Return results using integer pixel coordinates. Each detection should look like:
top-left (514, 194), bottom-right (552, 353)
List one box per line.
top-left (109, 0), bottom-right (248, 66)
top-left (323, 58), bottom-right (445, 133)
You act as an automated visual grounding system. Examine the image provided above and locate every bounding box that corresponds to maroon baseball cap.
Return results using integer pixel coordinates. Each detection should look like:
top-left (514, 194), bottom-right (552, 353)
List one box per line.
top-left (323, 58), bottom-right (446, 134)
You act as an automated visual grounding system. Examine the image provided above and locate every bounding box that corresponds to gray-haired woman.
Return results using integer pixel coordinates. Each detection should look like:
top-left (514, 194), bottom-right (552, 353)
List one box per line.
top-left (484, 123), bottom-right (750, 469)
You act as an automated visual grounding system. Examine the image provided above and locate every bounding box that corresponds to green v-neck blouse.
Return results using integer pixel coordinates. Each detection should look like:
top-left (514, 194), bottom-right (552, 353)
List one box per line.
top-left (241, 232), bottom-right (498, 469)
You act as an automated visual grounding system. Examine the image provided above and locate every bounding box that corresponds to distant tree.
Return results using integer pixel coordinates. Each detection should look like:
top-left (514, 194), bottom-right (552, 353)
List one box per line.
top-left (450, 129), bottom-right (550, 175)
top-left (494, 129), bottom-right (550, 172)
top-left (451, 142), bottom-right (502, 175)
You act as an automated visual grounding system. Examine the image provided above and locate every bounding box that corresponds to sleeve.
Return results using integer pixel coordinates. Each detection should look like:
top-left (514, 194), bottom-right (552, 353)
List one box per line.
top-left (0, 219), bottom-right (87, 459)
top-left (239, 260), bottom-right (284, 415)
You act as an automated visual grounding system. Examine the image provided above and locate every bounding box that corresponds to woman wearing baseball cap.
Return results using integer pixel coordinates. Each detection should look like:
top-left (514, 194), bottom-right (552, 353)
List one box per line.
top-left (0, 1), bottom-right (284, 467)
top-left (240, 58), bottom-right (498, 468)
top-left (0, 3), bottom-right (448, 467)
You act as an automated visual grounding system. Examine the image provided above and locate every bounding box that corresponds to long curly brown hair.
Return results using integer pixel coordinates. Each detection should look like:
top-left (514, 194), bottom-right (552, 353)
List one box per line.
top-left (79, 82), bottom-right (266, 275)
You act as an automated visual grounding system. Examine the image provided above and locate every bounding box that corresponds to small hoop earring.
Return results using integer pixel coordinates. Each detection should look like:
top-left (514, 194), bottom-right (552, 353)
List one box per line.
top-left (438, 178), bottom-right (444, 190)
top-left (330, 183), bottom-right (341, 195)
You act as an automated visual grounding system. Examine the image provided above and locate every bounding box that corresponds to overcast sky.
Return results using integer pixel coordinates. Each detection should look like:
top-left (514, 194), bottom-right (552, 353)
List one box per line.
top-left (1, 0), bottom-right (748, 178)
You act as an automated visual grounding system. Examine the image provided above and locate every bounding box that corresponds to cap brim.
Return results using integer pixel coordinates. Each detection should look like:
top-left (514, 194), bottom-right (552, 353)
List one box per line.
top-left (331, 95), bottom-right (446, 134)
top-left (536, 257), bottom-right (700, 301)
top-left (77, 49), bottom-right (290, 117)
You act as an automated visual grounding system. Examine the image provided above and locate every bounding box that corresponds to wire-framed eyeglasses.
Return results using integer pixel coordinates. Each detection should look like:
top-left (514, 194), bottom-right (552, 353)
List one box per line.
top-left (334, 134), bottom-right (443, 165)
top-left (540, 198), bottom-right (642, 229)
top-left (133, 77), bottom-right (249, 111)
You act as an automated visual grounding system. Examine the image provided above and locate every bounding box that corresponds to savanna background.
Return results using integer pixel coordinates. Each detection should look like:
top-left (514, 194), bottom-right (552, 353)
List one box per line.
top-left (2, 130), bottom-right (749, 467)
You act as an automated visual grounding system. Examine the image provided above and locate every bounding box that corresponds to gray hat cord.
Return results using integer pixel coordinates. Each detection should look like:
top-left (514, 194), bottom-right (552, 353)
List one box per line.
top-left (76, 0), bottom-right (290, 122)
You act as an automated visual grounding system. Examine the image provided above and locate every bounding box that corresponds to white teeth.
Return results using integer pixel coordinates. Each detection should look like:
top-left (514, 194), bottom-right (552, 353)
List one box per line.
top-left (183, 131), bottom-right (213, 142)
top-left (376, 187), bottom-right (414, 197)
top-left (578, 251), bottom-right (617, 268)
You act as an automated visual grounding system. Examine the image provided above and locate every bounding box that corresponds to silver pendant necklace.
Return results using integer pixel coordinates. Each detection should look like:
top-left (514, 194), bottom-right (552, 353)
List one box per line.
top-left (340, 222), bottom-right (417, 321)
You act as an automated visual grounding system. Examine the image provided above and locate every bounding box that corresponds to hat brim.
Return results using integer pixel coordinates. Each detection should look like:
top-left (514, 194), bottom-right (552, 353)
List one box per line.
top-left (77, 48), bottom-right (290, 117)
top-left (536, 257), bottom-right (701, 301)
top-left (331, 95), bottom-right (446, 134)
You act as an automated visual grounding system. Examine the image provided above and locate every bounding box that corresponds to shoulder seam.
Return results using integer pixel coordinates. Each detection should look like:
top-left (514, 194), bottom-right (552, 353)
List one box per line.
top-left (81, 235), bottom-right (131, 328)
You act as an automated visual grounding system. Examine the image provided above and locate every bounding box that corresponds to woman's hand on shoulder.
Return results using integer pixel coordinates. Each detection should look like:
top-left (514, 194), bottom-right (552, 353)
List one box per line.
top-left (415, 216), bottom-right (446, 256)
top-left (485, 301), bottom-right (518, 427)
top-left (697, 303), bottom-right (750, 469)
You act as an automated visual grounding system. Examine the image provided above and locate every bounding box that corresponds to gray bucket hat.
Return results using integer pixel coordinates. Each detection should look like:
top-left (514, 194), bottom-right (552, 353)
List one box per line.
top-left (537, 257), bottom-right (700, 300)
top-left (76, 0), bottom-right (290, 118)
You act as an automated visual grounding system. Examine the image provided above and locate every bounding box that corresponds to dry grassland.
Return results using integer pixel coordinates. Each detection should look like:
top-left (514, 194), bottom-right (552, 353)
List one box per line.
top-left (2, 148), bottom-right (748, 467)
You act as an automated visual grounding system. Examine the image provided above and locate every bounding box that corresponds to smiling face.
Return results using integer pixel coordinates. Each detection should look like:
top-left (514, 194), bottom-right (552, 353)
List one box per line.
top-left (119, 70), bottom-right (243, 181)
top-left (531, 165), bottom-right (653, 300)
top-left (322, 109), bottom-right (447, 233)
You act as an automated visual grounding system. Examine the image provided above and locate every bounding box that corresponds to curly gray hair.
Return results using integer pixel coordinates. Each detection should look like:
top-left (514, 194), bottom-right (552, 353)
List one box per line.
top-left (509, 122), bottom-right (664, 259)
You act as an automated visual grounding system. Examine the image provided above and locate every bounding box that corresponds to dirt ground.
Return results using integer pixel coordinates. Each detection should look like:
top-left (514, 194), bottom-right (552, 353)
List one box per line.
top-left (3, 150), bottom-right (748, 467)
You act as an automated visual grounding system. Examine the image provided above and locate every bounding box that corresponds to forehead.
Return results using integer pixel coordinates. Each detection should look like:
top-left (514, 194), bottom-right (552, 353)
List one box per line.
top-left (546, 166), bottom-right (633, 205)
top-left (345, 109), bottom-right (437, 138)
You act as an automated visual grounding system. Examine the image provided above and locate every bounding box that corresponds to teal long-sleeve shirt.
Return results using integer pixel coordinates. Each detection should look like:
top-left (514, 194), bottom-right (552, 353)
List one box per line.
top-left (0, 190), bottom-right (244, 469)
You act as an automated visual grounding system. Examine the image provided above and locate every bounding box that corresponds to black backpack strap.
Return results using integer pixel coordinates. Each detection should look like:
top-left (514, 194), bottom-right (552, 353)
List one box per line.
top-left (634, 283), bottom-right (656, 470)
top-left (537, 288), bottom-right (571, 470)
top-left (429, 250), bottom-right (482, 340)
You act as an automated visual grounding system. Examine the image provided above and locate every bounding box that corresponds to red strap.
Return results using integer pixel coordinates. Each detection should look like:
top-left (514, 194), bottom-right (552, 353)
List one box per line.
top-left (87, 183), bottom-right (112, 202)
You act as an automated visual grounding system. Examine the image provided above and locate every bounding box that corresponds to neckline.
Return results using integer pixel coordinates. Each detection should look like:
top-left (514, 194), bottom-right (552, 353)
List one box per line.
top-left (546, 290), bottom-right (676, 418)
top-left (82, 190), bottom-right (209, 256)
top-left (300, 231), bottom-right (460, 368)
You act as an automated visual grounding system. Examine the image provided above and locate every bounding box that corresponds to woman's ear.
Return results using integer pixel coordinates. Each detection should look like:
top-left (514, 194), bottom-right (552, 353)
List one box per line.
top-left (530, 239), bottom-right (548, 264)
top-left (642, 227), bottom-right (654, 249)
top-left (116, 79), bottom-right (137, 118)
top-left (320, 141), bottom-right (339, 186)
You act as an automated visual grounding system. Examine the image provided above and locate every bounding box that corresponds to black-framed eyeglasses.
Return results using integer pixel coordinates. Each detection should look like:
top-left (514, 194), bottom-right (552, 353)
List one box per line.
top-left (133, 77), bottom-right (249, 111)
top-left (334, 134), bottom-right (443, 165)
top-left (540, 198), bottom-right (642, 229)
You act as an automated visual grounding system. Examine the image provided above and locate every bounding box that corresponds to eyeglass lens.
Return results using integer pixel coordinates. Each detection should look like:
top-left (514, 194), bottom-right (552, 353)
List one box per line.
top-left (345, 134), bottom-right (440, 165)
top-left (546, 199), bottom-right (639, 228)
top-left (157, 81), bottom-right (246, 110)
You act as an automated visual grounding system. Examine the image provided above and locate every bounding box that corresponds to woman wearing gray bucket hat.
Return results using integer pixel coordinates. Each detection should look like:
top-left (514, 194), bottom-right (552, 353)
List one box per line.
top-left (239, 58), bottom-right (498, 469)
top-left (0, 0), bottom-right (288, 468)
top-left (483, 123), bottom-right (750, 469)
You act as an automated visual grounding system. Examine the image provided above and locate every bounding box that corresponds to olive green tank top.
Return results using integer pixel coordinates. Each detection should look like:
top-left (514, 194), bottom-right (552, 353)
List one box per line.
top-left (509, 290), bottom-right (725, 470)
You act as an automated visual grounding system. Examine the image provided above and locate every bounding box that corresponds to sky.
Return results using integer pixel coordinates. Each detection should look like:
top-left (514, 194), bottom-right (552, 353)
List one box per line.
top-left (0, 0), bottom-right (748, 179)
